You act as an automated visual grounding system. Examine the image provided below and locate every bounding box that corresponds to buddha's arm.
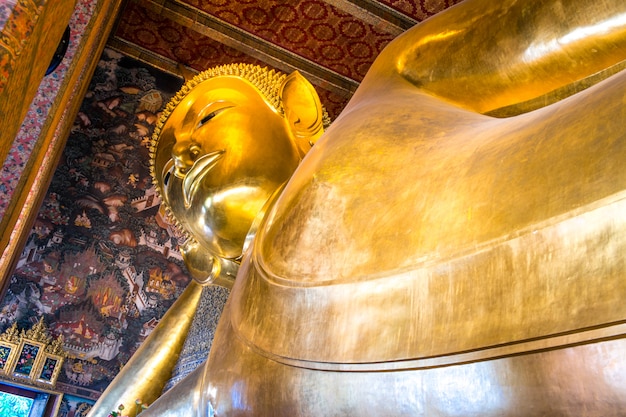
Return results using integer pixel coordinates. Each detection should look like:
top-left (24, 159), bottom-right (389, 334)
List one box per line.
top-left (373, 0), bottom-right (626, 115)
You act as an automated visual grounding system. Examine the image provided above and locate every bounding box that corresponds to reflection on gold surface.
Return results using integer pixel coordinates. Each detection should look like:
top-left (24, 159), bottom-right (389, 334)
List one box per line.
top-left (428, 363), bottom-right (505, 416)
top-left (117, 0), bottom-right (626, 415)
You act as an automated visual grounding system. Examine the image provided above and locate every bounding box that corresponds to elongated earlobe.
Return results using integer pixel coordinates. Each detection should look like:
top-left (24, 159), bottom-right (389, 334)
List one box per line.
top-left (180, 240), bottom-right (236, 289)
top-left (280, 71), bottom-right (325, 156)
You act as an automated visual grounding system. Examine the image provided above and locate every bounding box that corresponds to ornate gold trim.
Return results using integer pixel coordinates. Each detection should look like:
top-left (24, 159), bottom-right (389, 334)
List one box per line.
top-left (0, 318), bottom-right (66, 388)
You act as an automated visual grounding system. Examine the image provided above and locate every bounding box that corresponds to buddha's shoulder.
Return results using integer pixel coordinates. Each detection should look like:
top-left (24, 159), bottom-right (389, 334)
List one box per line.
top-left (258, 69), bottom-right (626, 285)
top-left (227, 68), bottom-right (626, 365)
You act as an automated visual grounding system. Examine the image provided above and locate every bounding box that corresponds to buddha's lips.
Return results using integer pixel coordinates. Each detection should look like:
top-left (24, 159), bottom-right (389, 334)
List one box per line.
top-left (182, 150), bottom-right (225, 208)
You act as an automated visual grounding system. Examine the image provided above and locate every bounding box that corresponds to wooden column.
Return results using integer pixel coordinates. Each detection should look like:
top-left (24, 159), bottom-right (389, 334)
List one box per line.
top-left (0, 0), bottom-right (125, 291)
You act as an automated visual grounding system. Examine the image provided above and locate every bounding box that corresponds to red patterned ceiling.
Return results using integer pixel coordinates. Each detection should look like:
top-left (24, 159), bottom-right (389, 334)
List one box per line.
top-left (110, 0), bottom-right (464, 119)
top-left (177, 0), bottom-right (396, 81)
top-left (378, 0), bottom-right (462, 19)
top-left (116, 3), bottom-right (268, 71)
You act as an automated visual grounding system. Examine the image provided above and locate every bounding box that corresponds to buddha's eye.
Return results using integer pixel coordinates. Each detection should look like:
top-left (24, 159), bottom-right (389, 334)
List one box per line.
top-left (199, 112), bottom-right (217, 126)
top-left (197, 106), bottom-right (233, 127)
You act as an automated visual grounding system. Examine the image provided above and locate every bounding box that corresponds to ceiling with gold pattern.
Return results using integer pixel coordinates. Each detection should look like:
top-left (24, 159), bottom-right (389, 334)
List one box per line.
top-left (108, 0), bottom-right (464, 119)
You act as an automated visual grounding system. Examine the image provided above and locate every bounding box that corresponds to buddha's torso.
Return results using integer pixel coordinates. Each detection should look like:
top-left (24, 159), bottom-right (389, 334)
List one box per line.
top-left (228, 68), bottom-right (626, 366)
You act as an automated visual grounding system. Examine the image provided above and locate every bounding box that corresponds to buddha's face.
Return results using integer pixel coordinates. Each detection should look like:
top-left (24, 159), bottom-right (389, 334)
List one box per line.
top-left (157, 76), bottom-right (301, 260)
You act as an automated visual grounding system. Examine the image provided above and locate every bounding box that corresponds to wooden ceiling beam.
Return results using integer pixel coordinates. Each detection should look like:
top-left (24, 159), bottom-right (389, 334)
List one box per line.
top-left (323, 0), bottom-right (417, 36)
top-left (107, 37), bottom-right (190, 80)
top-left (117, 0), bottom-right (359, 96)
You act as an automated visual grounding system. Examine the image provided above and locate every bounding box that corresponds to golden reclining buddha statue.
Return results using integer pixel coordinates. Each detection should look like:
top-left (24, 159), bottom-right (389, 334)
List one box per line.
top-left (90, 0), bottom-right (626, 415)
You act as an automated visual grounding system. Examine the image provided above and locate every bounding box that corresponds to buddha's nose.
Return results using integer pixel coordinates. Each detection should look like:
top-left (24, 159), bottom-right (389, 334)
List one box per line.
top-left (172, 140), bottom-right (202, 178)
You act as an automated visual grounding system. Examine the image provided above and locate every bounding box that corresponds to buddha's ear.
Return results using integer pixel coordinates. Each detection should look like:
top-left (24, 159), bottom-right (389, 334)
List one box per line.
top-left (280, 71), bottom-right (325, 156)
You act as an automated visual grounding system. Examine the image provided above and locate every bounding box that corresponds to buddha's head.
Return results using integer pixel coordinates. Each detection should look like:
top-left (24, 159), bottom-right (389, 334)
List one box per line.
top-left (151, 64), bottom-right (327, 285)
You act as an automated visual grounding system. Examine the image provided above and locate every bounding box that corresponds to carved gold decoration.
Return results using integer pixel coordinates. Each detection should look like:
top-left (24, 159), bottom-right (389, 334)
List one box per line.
top-left (0, 318), bottom-right (66, 388)
top-left (0, 322), bottom-right (19, 344)
top-left (21, 317), bottom-right (51, 344)
top-left (0, 323), bottom-right (19, 374)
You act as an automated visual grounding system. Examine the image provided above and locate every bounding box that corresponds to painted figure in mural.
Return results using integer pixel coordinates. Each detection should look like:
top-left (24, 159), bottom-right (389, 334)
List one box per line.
top-left (99, 0), bottom-right (626, 415)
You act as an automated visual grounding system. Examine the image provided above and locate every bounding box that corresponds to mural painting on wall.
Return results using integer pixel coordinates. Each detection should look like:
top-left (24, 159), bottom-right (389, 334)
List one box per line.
top-left (0, 48), bottom-right (186, 397)
top-left (58, 393), bottom-right (95, 417)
